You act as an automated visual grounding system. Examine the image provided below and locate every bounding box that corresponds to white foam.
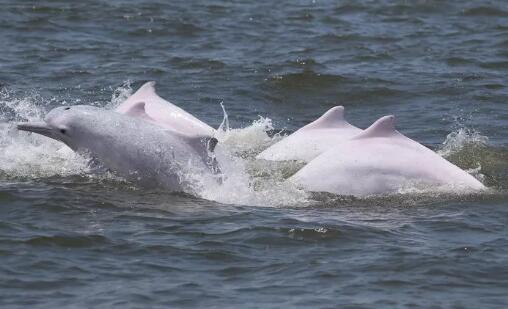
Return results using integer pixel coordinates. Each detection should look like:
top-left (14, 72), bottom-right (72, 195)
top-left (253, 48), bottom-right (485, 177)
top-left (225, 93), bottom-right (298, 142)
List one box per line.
top-left (196, 139), bottom-right (310, 207)
top-left (104, 81), bottom-right (133, 110)
top-left (438, 127), bottom-right (489, 157)
top-left (0, 88), bottom-right (46, 122)
top-left (436, 127), bottom-right (489, 183)
top-left (0, 89), bottom-right (94, 179)
top-left (0, 127), bottom-right (90, 178)
top-left (184, 113), bottom-right (310, 206)
top-left (215, 116), bottom-right (284, 157)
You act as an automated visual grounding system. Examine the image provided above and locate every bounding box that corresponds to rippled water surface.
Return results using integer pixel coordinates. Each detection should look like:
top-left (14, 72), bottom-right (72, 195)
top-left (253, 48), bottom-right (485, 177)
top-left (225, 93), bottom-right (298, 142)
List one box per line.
top-left (1, 0), bottom-right (508, 307)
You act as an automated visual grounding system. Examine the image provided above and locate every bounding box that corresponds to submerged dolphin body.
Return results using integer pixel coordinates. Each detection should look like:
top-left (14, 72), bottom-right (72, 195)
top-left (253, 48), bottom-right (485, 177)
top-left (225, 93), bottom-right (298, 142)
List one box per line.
top-left (116, 81), bottom-right (215, 135)
top-left (290, 115), bottom-right (486, 196)
top-left (257, 106), bottom-right (362, 162)
top-left (17, 105), bottom-right (218, 192)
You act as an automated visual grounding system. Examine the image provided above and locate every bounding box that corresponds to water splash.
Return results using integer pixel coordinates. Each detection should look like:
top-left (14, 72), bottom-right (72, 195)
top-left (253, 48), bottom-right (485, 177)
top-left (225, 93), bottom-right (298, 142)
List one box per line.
top-left (104, 81), bottom-right (133, 110)
top-left (0, 89), bottom-right (90, 178)
top-left (217, 101), bottom-right (229, 132)
top-left (215, 116), bottom-right (282, 157)
top-left (0, 88), bottom-right (130, 180)
top-left (199, 109), bottom-right (309, 206)
top-left (0, 88), bottom-right (46, 122)
top-left (435, 127), bottom-right (490, 183)
top-left (198, 134), bottom-right (310, 207)
top-left (438, 128), bottom-right (489, 158)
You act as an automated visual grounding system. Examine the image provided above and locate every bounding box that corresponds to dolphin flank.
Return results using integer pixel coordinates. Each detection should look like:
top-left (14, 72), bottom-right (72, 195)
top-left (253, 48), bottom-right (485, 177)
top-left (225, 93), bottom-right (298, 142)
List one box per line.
top-left (17, 105), bottom-right (219, 193)
top-left (290, 115), bottom-right (486, 196)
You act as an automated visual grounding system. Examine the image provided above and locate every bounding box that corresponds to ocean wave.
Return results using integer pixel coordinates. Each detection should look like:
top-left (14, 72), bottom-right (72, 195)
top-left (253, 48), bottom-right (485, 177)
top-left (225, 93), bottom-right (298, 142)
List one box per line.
top-left (266, 70), bottom-right (347, 90)
top-left (463, 6), bottom-right (508, 17)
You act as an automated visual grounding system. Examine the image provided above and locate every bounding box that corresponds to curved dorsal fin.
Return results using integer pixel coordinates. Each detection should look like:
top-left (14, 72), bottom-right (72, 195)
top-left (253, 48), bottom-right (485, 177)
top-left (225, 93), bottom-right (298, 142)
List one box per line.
top-left (115, 81), bottom-right (159, 114)
top-left (354, 115), bottom-right (397, 139)
top-left (124, 102), bottom-right (154, 122)
top-left (133, 81), bottom-right (157, 97)
top-left (304, 106), bottom-right (354, 130)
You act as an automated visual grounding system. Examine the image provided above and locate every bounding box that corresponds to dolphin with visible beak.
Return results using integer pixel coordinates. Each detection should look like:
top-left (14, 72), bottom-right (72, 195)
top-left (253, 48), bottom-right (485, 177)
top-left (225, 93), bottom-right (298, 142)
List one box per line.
top-left (18, 104), bottom-right (219, 192)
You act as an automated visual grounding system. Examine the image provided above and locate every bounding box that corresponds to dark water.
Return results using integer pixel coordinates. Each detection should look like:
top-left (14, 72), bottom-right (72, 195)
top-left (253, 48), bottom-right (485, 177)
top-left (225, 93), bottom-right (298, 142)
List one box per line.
top-left (1, 0), bottom-right (508, 307)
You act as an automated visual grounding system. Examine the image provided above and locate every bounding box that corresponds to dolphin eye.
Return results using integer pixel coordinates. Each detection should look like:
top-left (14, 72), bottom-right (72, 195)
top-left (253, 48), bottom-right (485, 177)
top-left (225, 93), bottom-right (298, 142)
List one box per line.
top-left (60, 129), bottom-right (67, 134)
top-left (64, 107), bottom-right (70, 110)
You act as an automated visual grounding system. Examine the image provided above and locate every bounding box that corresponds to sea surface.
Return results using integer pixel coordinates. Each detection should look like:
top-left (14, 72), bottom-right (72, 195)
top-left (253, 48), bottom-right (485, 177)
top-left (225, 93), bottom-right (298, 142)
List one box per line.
top-left (1, 0), bottom-right (508, 308)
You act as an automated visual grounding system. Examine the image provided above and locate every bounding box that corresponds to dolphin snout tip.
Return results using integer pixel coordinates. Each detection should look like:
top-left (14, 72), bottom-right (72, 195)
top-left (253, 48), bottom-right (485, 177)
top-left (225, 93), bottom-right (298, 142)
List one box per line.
top-left (16, 122), bottom-right (36, 131)
top-left (16, 122), bottom-right (52, 135)
top-left (16, 122), bottom-right (31, 131)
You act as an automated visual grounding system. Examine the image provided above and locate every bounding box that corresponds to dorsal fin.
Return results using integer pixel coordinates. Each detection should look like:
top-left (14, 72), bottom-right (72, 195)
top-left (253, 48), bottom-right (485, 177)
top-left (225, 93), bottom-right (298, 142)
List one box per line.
top-left (133, 81), bottom-right (157, 97)
top-left (303, 106), bottom-right (354, 130)
top-left (115, 81), bottom-right (159, 114)
top-left (124, 102), bottom-right (154, 122)
top-left (354, 115), bottom-right (397, 139)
